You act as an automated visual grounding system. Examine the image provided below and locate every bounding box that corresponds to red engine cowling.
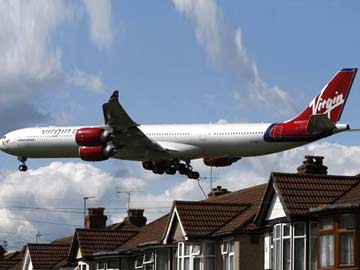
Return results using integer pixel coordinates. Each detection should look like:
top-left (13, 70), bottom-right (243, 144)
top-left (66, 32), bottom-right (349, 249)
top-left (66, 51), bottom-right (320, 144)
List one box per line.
top-left (79, 146), bottom-right (109, 161)
top-left (75, 128), bottom-right (110, 146)
top-left (203, 157), bottom-right (240, 167)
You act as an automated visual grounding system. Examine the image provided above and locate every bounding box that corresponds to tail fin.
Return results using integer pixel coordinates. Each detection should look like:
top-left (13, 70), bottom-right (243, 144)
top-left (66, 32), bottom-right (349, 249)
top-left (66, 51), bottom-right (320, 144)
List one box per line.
top-left (288, 68), bottom-right (357, 124)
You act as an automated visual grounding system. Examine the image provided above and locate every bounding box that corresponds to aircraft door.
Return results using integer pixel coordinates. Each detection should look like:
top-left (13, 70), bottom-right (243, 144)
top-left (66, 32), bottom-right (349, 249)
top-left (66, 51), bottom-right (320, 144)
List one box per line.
top-left (200, 128), bottom-right (208, 141)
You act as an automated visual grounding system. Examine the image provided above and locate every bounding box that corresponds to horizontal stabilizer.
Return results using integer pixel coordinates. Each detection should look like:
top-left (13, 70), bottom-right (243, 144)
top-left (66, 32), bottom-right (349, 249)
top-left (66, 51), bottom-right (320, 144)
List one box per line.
top-left (307, 114), bottom-right (335, 134)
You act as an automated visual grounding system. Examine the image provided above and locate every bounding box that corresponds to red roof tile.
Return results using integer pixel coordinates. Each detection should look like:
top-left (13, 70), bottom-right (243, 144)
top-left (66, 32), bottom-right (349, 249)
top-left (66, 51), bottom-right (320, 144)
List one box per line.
top-left (208, 184), bottom-right (267, 235)
top-left (27, 244), bottom-right (70, 270)
top-left (272, 173), bottom-right (360, 216)
top-left (0, 251), bottom-right (24, 270)
top-left (116, 214), bottom-right (170, 253)
top-left (174, 201), bottom-right (249, 238)
top-left (76, 229), bottom-right (137, 257)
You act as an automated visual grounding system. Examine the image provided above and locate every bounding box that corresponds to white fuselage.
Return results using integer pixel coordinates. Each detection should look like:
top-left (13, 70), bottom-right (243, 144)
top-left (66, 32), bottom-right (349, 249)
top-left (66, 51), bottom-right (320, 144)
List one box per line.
top-left (0, 123), bottom-right (307, 161)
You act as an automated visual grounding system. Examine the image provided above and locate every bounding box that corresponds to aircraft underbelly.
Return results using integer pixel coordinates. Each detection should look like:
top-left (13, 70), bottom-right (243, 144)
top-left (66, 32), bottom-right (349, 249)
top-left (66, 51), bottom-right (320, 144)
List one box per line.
top-left (9, 140), bottom-right (79, 158)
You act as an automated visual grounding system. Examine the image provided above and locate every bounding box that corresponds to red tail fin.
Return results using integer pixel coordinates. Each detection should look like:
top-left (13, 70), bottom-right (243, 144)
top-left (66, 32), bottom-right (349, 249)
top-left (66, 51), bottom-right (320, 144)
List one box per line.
top-left (288, 68), bottom-right (357, 124)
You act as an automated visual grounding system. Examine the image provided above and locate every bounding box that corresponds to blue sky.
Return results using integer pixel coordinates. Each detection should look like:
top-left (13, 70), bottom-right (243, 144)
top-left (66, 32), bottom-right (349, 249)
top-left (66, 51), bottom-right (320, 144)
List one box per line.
top-left (1, 0), bottom-right (360, 250)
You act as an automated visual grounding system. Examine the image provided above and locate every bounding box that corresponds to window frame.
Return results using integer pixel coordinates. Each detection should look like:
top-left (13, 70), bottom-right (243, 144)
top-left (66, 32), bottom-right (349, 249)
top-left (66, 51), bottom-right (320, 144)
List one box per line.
top-left (222, 240), bottom-right (235, 270)
top-left (177, 241), bottom-right (215, 270)
top-left (317, 214), bottom-right (358, 270)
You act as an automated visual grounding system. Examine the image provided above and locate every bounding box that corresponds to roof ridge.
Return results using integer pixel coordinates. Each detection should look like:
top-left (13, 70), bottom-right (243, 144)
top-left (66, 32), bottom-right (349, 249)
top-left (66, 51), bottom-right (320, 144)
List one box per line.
top-left (174, 200), bottom-right (251, 207)
top-left (75, 228), bottom-right (139, 233)
top-left (28, 243), bottom-right (70, 247)
top-left (272, 172), bottom-right (360, 179)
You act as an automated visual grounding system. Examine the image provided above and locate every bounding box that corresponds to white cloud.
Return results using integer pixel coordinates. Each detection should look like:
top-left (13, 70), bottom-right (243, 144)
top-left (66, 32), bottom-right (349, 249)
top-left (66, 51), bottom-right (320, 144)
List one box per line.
top-left (0, 0), bottom-right (66, 102)
top-left (0, 162), bottom-right (145, 249)
top-left (0, 0), bottom-right (69, 134)
top-left (83, 0), bottom-right (113, 50)
top-left (68, 69), bottom-right (105, 93)
top-left (172, 0), bottom-right (295, 116)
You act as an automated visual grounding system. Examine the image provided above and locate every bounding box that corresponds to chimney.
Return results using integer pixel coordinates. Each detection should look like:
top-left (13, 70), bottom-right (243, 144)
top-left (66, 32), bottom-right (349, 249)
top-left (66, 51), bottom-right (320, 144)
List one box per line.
top-left (85, 208), bottom-right (107, 229)
top-left (0, 245), bottom-right (5, 260)
top-left (126, 209), bottom-right (147, 227)
top-left (297, 155), bottom-right (328, 175)
top-left (207, 186), bottom-right (231, 198)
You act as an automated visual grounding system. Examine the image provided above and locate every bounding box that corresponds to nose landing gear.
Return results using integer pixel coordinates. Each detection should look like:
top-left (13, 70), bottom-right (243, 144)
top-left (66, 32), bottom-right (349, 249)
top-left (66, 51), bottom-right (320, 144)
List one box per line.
top-left (17, 157), bottom-right (28, 172)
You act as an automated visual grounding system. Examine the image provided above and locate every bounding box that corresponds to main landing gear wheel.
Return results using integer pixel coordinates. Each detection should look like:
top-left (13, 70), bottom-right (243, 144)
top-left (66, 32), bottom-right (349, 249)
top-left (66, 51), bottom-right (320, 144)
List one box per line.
top-left (18, 165), bottom-right (28, 172)
top-left (17, 157), bottom-right (28, 172)
top-left (142, 160), bottom-right (200, 179)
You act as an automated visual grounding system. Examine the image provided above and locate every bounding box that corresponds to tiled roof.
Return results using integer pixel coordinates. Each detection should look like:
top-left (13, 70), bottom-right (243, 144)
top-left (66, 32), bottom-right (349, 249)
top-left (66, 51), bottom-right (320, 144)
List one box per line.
top-left (208, 184), bottom-right (267, 235)
top-left (335, 181), bottom-right (360, 205)
top-left (116, 214), bottom-right (170, 253)
top-left (272, 173), bottom-right (360, 216)
top-left (0, 251), bottom-right (24, 270)
top-left (76, 229), bottom-right (138, 257)
top-left (207, 184), bottom-right (267, 205)
top-left (174, 201), bottom-right (249, 238)
top-left (27, 243), bottom-right (70, 270)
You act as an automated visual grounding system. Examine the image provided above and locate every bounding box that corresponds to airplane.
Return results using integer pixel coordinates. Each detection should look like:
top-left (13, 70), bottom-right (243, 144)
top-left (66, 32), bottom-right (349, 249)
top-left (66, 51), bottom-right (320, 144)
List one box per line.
top-left (0, 68), bottom-right (358, 179)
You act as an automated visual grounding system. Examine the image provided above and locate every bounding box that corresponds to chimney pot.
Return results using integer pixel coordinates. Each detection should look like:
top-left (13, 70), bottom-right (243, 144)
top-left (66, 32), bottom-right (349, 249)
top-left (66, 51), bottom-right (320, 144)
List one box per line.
top-left (297, 155), bottom-right (328, 175)
top-left (126, 209), bottom-right (147, 227)
top-left (207, 186), bottom-right (231, 198)
top-left (85, 207), bottom-right (107, 229)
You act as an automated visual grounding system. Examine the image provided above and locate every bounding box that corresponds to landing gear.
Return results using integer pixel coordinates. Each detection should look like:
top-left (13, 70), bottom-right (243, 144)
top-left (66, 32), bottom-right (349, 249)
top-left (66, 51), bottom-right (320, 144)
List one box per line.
top-left (17, 157), bottom-right (28, 172)
top-left (142, 160), bottom-right (200, 179)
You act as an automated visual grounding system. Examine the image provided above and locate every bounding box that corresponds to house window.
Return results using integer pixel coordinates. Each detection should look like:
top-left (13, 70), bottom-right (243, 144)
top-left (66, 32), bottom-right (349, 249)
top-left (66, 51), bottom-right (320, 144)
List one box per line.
top-left (272, 223), bottom-right (306, 270)
top-left (318, 214), bottom-right (358, 269)
top-left (97, 261), bottom-right (106, 270)
top-left (222, 240), bottom-right (235, 270)
top-left (120, 258), bottom-right (131, 270)
top-left (339, 214), bottom-right (356, 266)
top-left (143, 251), bottom-right (155, 270)
top-left (135, 256), bottom-right (144, 269)
top-left (177, 242), bottom-right (215, 270)
top-left (293, 223), bottom-right (306, 270)
top-left (156, 249), bottom-right (170, 270)
top-left (107, 259), bottom-right (119, 270)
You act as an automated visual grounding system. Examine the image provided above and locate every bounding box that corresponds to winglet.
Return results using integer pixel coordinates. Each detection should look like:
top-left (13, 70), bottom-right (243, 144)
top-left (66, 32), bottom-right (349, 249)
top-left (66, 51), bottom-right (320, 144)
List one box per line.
top-left (109, 90), bottom-right (119, 102)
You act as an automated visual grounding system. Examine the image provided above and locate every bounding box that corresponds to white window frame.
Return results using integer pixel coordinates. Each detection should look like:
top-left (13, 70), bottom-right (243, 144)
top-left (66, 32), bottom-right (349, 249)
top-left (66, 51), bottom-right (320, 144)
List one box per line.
top-left (97, 261), bottom-right (106, 270)
top-left (177, 241), bottom-right (215, 270)
top-left (222, 240), bottom-right (235, 270)
top-left (78, 262), bottom-right (89, 270)
top-left (292, 222), bottom-right (306, 270)
top-left (272, 222), bottom-right (307, 270)
top-left (135, 255), bottom-right (144, 269)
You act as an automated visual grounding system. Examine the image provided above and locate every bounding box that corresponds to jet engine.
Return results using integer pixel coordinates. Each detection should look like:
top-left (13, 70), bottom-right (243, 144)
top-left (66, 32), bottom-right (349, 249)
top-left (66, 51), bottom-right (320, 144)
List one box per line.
top-left (203, 157), bottom-right (240, 167)
top-left (75, 128), bottom-right (111, 146)
top-left (79, 146), bottom-right (110, 161)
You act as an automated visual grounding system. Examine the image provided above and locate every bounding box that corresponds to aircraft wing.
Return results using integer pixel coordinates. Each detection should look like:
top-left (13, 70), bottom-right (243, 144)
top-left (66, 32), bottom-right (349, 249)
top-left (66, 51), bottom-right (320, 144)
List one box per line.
top-left (102, 91), bottom-right (169, 158)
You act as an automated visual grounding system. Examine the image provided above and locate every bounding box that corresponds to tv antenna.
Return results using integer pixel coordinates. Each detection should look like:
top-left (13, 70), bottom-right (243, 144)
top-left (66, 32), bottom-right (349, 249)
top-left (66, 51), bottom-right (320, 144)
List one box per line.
top-left (83, 196), bottom-right (96, 225)
top-left (117, 189), bottom-right (143, 210)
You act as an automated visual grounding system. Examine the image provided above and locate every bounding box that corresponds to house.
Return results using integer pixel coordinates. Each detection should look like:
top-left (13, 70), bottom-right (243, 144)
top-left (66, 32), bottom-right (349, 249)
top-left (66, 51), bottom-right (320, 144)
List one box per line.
top-left (3, 155), bottom-right (360, 270)
top-left (69, 184), bottom-right (267, 270)
top-left (68, 208), bottom-right (148, 270)
top-left (256, 155), bottom-right (360, 270)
